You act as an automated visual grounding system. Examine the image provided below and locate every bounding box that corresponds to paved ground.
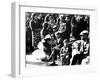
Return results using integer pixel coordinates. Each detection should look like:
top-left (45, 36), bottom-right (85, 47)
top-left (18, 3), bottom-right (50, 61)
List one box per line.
top-left (26, 54), bottom-right (62, 67)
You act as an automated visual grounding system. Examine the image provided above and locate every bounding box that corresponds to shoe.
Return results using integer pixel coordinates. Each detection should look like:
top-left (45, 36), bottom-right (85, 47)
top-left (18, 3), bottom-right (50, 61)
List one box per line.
top-left (48, 62), bottom-right (58, 66)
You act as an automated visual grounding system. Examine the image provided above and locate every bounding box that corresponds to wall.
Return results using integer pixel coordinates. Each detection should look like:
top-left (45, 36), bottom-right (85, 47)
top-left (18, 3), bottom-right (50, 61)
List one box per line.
top-left (0, 0), bottom-right (100, 80)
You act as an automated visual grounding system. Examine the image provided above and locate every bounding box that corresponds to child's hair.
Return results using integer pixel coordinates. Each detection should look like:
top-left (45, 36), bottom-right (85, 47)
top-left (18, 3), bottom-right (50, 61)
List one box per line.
top-left (63, 39), bottom-right (68, 44)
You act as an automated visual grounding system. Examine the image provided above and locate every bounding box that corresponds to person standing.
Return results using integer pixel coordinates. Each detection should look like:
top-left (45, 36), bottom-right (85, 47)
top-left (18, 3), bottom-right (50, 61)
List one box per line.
top-left (30, 13), bottom-right (42, 50)
top-left (41, 15), bottom-right (56, 39)
top-left (71, 15), bottom-right (89, 40)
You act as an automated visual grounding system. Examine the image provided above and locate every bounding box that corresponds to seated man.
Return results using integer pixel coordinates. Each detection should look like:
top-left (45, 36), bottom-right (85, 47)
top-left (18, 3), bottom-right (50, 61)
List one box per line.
top-left (70, 30), bottom-right (89, 65)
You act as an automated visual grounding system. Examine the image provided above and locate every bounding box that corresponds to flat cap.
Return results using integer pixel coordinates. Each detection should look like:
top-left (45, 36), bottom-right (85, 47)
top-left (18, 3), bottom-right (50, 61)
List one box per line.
top-left (80, 30), bottom-right (89, 35)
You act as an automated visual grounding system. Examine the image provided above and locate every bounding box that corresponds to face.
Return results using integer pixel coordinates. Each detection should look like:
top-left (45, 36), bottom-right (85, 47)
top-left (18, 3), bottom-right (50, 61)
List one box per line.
top-left (80, 35), bottom-right (84, 40)
top-left (80, 35), bottom-right (88, 40)
top-left (60, 17), bottom-right (65, 23)
top-left (49, 18), bottom-right (55, 23)
top-left (51, 34), bottom-right (54, 39)
top-left (45, 39), bottom-right (51, 44)
top-left (65, 16), bottom-right (70, 22)
top-left (56, 34), bottom-right (60, 39)
top-left (75, 15), bottom-right (81, 22)
top-left (84, 16), bottom-right (88, 20)
top-left (38, 14), bottom-right (42, 19)
top-left (34, 14), bottom-right (38, 20)
top-left (64, 42), bottom-right (68, 47)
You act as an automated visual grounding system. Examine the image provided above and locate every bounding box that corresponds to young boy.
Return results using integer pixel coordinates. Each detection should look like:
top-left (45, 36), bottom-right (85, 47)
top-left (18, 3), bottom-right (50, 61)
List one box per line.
top-left (60, 39), bottom-right (71, 65)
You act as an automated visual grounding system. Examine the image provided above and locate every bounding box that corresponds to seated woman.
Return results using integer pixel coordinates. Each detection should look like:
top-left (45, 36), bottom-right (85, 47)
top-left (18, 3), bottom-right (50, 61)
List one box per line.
top-left (70, 30), bottom-right (89, 65)
top-left (26, 35), bottom-right (52, 64)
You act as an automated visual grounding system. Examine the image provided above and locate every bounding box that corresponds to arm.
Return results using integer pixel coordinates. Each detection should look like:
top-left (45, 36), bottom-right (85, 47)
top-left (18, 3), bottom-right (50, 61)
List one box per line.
top-left (60, 48), bottom-right (63, 57)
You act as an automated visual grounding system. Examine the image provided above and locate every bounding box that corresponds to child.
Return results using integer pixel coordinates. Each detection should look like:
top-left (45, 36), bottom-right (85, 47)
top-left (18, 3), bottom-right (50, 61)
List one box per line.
top-left (60, 39), bottom-right (71, 65)
top-left (47, 32), bottom-right (63, 66)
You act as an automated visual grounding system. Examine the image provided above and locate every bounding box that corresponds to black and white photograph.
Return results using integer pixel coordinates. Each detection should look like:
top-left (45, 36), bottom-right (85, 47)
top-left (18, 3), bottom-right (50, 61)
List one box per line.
top-left (25, 12), bottom-right (90, 66)
top-left (10, 2), bottom-right (97, 78)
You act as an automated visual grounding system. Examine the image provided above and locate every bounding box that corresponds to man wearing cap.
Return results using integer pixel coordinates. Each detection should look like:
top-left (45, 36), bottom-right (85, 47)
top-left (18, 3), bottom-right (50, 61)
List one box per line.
top-left (79, 30), bottom-right (90, 64)
top-left (71, 30), bottom-right (90, 65)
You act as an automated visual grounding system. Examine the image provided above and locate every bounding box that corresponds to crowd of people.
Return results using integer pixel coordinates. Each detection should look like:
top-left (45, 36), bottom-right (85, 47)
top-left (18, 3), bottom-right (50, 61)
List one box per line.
top-left (26, 12), bottom-right (90, 66)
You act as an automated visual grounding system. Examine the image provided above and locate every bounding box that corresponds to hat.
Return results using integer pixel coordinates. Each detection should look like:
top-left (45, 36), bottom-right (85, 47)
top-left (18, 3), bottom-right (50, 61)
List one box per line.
top-left (44, 34), bottom-right (51, 39)
top-left (44, 35), bottom-right (51, 42)
top-left (80, 30), bottom-right (89, 36)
